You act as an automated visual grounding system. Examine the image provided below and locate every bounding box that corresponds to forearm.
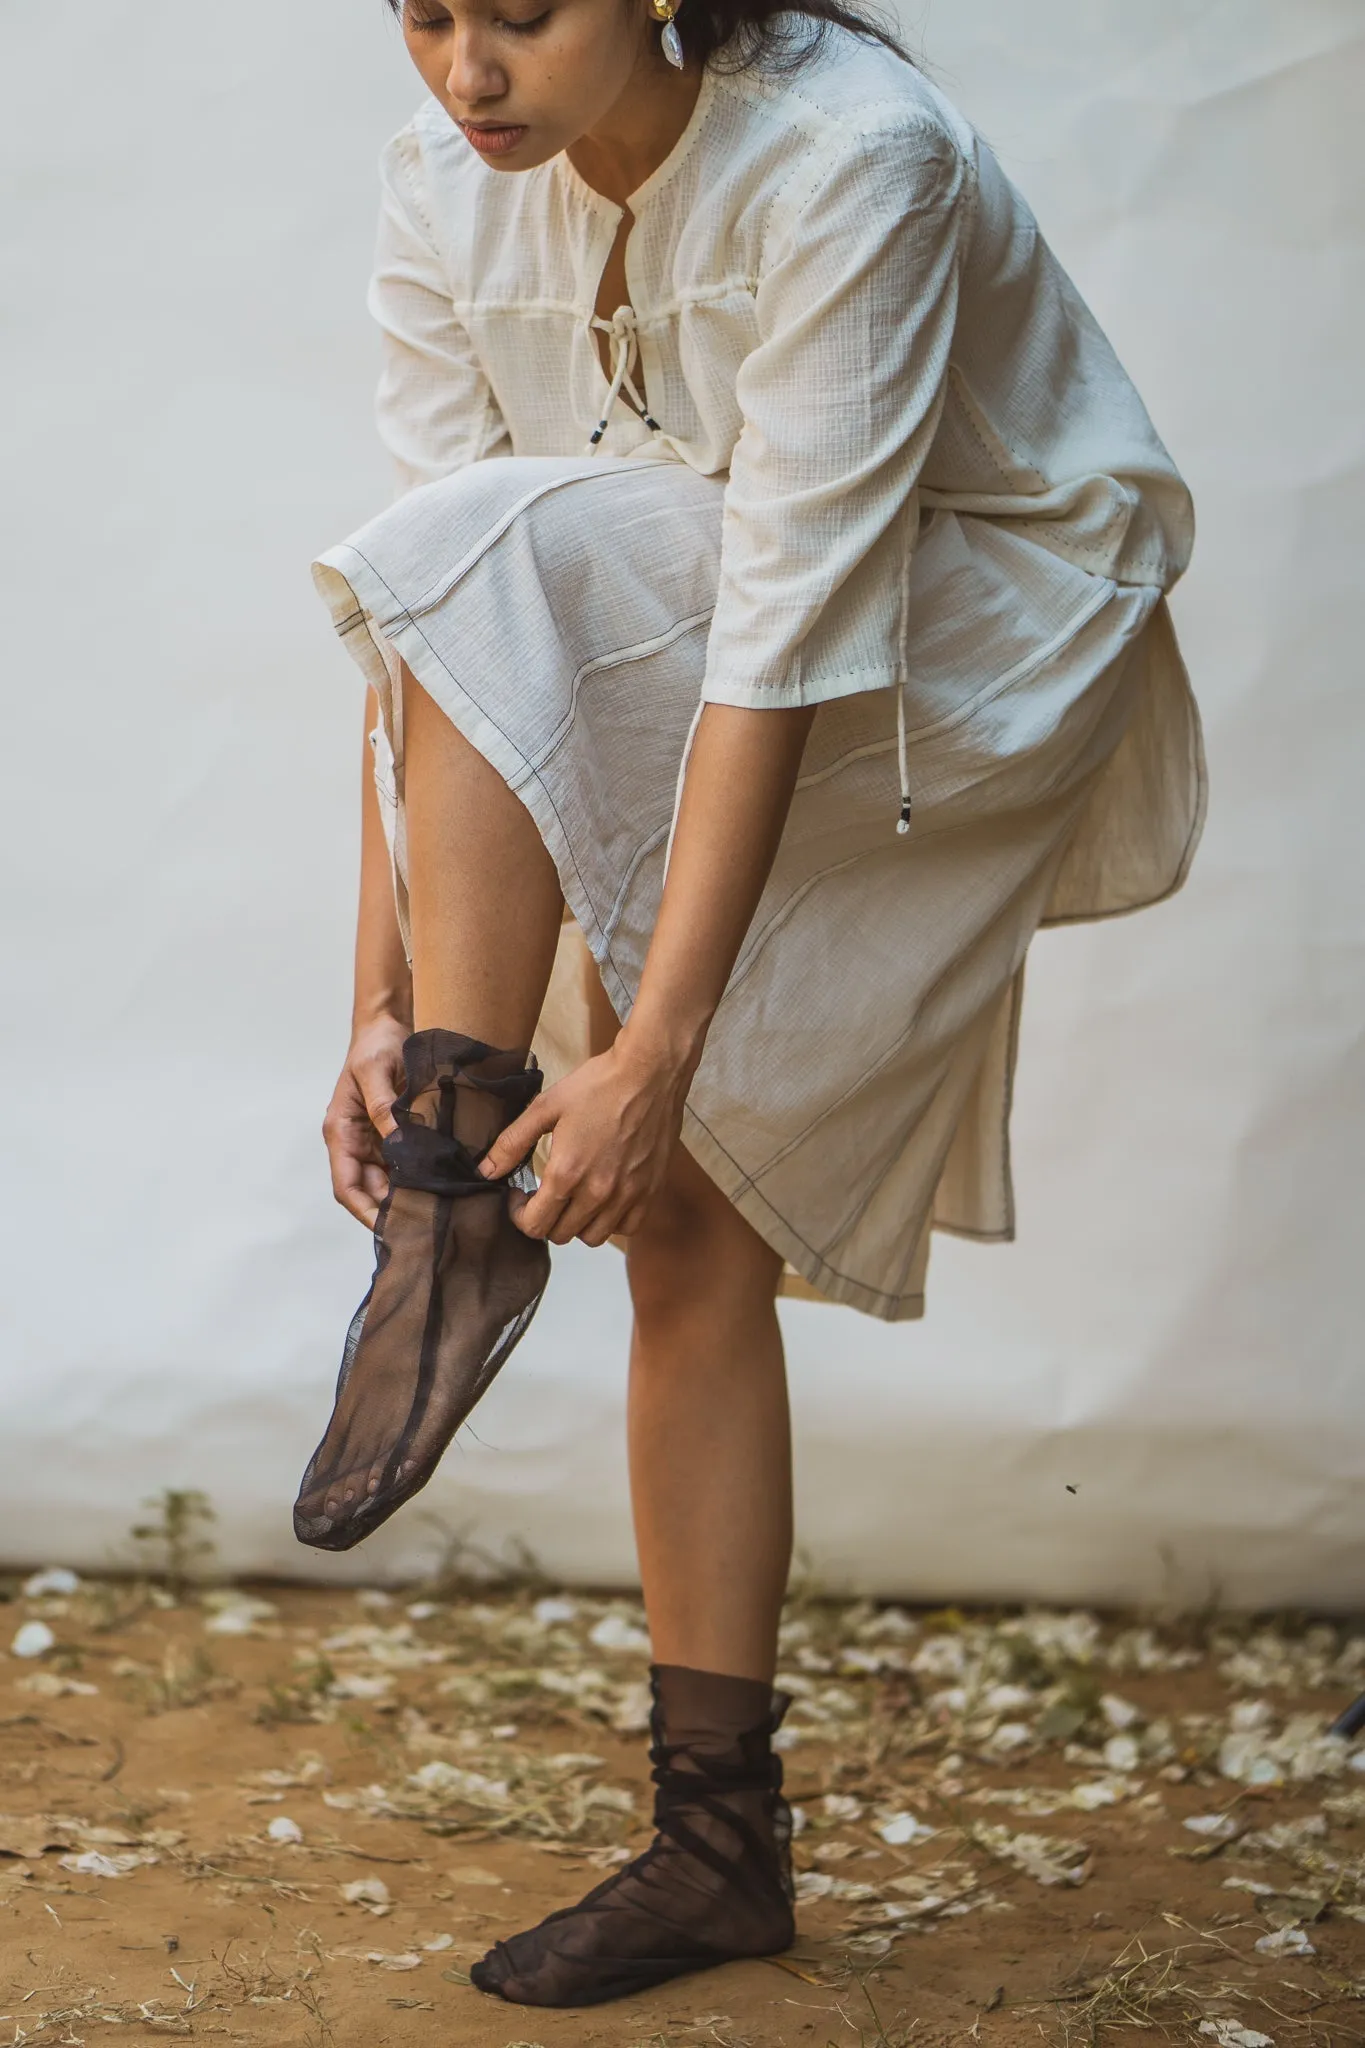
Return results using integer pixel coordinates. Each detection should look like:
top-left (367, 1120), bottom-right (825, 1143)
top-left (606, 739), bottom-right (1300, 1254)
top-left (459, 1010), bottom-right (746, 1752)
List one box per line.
top-left (623, 701), bottom-right (816, 1082)
top-left (354, 687), bottom-right (413, 1033)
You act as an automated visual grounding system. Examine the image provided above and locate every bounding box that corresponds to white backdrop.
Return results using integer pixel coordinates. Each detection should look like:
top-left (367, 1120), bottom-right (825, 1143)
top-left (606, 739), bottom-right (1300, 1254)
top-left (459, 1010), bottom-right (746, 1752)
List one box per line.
top-left (2, 2), bottom-right (1361, 1608)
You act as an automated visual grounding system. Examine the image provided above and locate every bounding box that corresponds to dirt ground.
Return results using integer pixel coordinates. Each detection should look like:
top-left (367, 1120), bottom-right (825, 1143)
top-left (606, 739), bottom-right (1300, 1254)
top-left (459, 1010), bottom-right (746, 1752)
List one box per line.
top-left (2, 1554), bottom-right (1364, 2048)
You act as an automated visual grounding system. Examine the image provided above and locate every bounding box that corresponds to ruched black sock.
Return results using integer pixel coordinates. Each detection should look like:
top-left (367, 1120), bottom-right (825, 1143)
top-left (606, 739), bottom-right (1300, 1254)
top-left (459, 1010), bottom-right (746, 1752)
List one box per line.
top-left (471, 1663), bottom-right (795, 2008)
top-left (294, 1029), bottom-right (549, 1552)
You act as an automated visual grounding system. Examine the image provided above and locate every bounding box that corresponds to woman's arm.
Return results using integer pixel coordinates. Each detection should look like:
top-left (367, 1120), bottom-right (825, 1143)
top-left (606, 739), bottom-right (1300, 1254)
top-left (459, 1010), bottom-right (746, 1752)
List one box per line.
top-left (481, 700), bottom-right (816, 1243)
top-left (626, 702), bottom-right (817, 1082)
top-left (321, 689), bottom-right (415, 1228)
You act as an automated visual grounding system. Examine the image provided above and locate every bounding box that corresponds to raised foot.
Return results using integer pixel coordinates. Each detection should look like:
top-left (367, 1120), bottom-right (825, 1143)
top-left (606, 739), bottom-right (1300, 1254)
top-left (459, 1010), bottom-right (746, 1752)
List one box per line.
top-left (292, 1453), bottom-right (414, 1551)
top-left (294, 1029), bottom-right (551, 1555)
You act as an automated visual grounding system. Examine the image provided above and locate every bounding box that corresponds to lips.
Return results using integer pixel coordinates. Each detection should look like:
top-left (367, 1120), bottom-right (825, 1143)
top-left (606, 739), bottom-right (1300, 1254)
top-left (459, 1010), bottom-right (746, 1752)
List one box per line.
top-left (459, 121), bottom-right (528, 157)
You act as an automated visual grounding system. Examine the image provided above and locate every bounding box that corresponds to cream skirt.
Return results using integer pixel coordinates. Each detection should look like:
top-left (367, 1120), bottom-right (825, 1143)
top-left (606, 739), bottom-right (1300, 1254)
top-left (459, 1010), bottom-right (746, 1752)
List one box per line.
top-left (314, 454), bottom-right (1199, 1320)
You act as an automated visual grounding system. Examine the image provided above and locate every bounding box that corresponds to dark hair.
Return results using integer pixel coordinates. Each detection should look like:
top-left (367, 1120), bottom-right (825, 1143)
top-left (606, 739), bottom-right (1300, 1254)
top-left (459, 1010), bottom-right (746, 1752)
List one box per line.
top-left (386, 0), bottom-right (914, 75)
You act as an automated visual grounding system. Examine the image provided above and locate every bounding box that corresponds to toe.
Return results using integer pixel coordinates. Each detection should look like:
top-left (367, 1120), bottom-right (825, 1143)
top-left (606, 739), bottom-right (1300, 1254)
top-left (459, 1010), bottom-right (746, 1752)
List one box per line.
top-left (469, 1950), bottom-right (509, 1998)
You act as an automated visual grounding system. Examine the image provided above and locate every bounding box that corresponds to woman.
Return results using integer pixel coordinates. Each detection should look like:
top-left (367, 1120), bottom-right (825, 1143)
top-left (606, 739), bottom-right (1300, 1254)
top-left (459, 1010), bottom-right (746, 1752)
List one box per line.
top-left (296, 0), bottom-right (1205, 2007)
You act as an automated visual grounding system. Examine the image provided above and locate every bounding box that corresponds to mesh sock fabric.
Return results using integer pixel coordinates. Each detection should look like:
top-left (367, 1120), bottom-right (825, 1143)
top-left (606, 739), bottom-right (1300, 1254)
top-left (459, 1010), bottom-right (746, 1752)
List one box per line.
top-left (293, 1029), bottom-right (550, 1553)
top-left (470, 1663), bottom-right (795, 2008)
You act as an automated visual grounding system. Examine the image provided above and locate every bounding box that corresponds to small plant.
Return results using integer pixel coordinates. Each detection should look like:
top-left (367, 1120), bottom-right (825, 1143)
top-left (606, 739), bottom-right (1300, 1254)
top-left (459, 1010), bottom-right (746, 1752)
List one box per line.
top-left (418, 1512), bottom-right (547, 1597)
top-left (130, 1488), bottom-right (217, 1599)
top-left (298, 1979), bottom-right (338, 2048)
top-left (120, 1641), bottom-right (236, 1715)
top-left (1042, 1936), bottom-right (1204, 2048)
top-left (829, 1973), bottom-right (915, 2048)
top-left (255, 1654), bottom-right (339, 1727)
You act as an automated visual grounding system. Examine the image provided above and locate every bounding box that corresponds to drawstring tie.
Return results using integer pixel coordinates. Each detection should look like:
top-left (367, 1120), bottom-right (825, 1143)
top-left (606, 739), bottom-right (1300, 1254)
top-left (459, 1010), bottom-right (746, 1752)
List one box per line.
top-left (895, 682), bottom-right (912, 835)
top-left (586, 306), bottom-right (665, 451)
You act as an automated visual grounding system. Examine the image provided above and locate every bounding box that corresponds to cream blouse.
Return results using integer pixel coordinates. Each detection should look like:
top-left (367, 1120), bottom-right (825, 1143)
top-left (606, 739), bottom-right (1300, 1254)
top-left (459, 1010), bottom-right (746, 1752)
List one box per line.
top-left (367, 26), bottom-right (1195, 728)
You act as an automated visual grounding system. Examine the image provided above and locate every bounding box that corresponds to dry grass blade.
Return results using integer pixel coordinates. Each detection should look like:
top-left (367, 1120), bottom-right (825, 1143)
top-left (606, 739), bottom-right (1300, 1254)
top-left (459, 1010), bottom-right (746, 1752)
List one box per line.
top-left (1037, 1936), bottom-right (1209, 2047)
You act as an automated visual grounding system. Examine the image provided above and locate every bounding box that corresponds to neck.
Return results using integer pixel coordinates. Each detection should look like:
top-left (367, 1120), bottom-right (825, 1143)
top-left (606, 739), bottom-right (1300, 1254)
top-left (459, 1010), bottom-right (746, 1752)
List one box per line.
top-left (567, 54), bottom-right (703, 207)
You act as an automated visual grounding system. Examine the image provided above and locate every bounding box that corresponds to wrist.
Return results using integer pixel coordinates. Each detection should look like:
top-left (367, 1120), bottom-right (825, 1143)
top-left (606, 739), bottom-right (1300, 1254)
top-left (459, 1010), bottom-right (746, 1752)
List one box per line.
top-left (617, 999), bottom-right (710, 1089)
top-left (351, 990), bottom-right (412, 1039)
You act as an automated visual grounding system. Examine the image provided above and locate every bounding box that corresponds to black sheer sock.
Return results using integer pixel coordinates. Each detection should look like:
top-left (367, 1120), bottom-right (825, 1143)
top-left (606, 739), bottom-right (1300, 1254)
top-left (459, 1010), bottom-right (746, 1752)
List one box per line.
top-left (471, 1664), bottom-right (795, 2008)
top-left (293, 1029), bottom-right (550, 1553)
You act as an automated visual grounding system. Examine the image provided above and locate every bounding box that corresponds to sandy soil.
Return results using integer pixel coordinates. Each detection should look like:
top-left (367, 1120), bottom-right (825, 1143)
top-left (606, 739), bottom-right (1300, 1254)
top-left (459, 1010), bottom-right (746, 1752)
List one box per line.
top-left (1, 1570), bottom-right (1363, 2048)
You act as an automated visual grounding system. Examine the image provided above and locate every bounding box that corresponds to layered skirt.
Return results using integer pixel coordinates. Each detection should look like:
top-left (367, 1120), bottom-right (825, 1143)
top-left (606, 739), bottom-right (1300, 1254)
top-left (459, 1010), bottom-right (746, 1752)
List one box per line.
top-left (314, 454), bottom-right (1203, 1320)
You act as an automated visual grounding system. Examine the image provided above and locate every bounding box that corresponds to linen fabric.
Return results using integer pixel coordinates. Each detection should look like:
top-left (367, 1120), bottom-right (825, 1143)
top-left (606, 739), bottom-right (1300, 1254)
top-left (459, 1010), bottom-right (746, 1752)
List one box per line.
top-left (312, 25), bottom-right (1205, 1320)
top-left (364, 27), bottom-right (1194, 714)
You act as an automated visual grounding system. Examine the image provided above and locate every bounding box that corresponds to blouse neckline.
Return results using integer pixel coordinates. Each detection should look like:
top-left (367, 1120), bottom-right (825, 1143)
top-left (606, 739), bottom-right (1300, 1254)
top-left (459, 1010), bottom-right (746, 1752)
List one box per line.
top-left (554, 65), bottom-right (717, 221)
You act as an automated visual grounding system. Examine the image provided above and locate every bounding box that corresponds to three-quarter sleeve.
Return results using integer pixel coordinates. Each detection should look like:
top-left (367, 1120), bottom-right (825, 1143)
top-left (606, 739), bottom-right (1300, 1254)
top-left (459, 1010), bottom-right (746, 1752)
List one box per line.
top-left (369, 135), bottom-right (512, 495)
top-left (701, 120), bottom-right (969, 709)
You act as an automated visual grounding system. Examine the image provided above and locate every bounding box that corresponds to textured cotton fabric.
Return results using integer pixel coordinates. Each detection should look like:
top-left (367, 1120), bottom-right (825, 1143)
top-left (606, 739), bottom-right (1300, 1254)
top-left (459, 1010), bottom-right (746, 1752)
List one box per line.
top-left (312, 27), bottom-right (1205, 1320)
top-left (364, 29), bottom-right (1194, 714)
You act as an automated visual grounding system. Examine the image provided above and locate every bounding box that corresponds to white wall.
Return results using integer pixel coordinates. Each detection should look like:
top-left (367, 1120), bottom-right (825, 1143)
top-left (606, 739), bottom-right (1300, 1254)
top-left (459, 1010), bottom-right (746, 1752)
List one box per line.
top-left (2, 1), bottom-right (1361, 1606)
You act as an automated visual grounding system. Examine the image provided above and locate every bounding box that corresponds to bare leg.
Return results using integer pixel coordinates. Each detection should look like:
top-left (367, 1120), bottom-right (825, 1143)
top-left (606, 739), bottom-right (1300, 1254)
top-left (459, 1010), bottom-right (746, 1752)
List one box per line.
top-left (403, 665), bottom-right (565, 1043)
top-left (581, 966), bottom-right (793, 1678)
top-left (626, 1147), bottom-right (792, 1681)
top-left (471, 1026), bottom-right (797, 2006)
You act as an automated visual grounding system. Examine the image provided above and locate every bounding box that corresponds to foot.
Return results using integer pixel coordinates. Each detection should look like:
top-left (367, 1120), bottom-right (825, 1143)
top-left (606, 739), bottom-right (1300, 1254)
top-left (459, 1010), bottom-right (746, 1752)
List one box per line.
top-left (294, 1031), bottom-right (549, 1552)
top-left (471, 1666), bottom-right (795, 2008)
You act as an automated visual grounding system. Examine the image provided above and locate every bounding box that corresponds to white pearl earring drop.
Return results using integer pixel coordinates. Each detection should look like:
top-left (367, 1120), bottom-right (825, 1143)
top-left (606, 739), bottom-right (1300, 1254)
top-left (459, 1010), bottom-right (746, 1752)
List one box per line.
top-left (652, 0), bottom-right (685, 66)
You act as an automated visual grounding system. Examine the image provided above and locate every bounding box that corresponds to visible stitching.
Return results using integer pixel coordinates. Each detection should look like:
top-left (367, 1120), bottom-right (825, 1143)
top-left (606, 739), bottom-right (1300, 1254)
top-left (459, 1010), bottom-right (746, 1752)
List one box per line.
top-left (339, 546), bottom-right (606, 942)
top-left (442, 282), bottom-right (757, 322)
top-left (600, 821), bottom-right (673, 950)
top-left (679, 1103), bottom-right (909, 1312)
top-left (391, 128), bottom-right (442, 249)
top-left (728, 805), bottom-right (1055, 1195)
top-left (947, 364), bottom-right (1031, 486)
top-left (530, 607), bottom-right (715, 774)
top-left (389, 464), bottom-right (676, 622)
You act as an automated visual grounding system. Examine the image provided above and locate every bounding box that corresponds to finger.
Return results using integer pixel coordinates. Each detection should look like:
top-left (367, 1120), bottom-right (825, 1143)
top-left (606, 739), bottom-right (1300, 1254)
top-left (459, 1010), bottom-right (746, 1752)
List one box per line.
top-left (359, 1064), bottom-right (404, 1139)
top-left (546, 1186), bottom-right (616, 1248)
top-left (615, 1200), bottom-right (651, 1239)
top-left (332, 1149), bottom-right (382, 1230)
top-left (579, 1188), bottom-right (642, 1248)
top-left (481, 1092), bottom-right (558, 1180)
top-left (510, 1178), bottom-right (573, 1241)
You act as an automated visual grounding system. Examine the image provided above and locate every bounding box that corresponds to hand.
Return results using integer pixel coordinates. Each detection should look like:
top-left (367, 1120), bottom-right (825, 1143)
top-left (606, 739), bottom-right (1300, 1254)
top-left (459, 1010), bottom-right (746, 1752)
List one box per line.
top-left (478, 1031), bottom-right (690, 1247)
top-left (322, 1013), bottom-right (410, 1229)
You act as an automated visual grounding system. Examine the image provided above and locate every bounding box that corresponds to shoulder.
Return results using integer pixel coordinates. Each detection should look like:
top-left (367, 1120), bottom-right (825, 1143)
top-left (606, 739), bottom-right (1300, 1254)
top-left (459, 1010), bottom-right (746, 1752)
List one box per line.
top-left (378, 98), bottom-right (485, 230)
top-left (376, 95), bottom-right (550, 281)
top-left (707, 25), bottom-right (975, 190)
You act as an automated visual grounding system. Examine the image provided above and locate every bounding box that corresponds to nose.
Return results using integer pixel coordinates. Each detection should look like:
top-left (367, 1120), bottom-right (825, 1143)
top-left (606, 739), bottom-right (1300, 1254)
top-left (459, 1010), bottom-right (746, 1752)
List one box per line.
top-left (445, 27), bottom-right (507, 109)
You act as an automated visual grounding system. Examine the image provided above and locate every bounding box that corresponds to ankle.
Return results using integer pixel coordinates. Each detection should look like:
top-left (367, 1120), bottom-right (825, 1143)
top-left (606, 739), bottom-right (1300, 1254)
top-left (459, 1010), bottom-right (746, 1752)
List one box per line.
top-left (652, 1663), bottom-right (779, 1751)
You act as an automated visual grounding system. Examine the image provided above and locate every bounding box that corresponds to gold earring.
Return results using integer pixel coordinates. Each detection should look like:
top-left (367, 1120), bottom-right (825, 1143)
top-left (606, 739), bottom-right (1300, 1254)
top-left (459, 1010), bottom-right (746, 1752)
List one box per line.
top-left (651, 0), bottom-right (685, 67)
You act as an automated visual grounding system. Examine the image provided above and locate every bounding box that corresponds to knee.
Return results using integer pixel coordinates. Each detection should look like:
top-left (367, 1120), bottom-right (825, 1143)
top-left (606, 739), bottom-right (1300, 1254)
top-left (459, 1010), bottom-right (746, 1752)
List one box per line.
top-left (625, 1179), bottom-right (781, 1332)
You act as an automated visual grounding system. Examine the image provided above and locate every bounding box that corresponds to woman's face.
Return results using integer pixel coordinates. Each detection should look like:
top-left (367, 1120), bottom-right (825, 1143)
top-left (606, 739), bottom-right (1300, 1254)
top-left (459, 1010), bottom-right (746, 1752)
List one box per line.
top-left (400, 0), bottom-right (657, 170)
